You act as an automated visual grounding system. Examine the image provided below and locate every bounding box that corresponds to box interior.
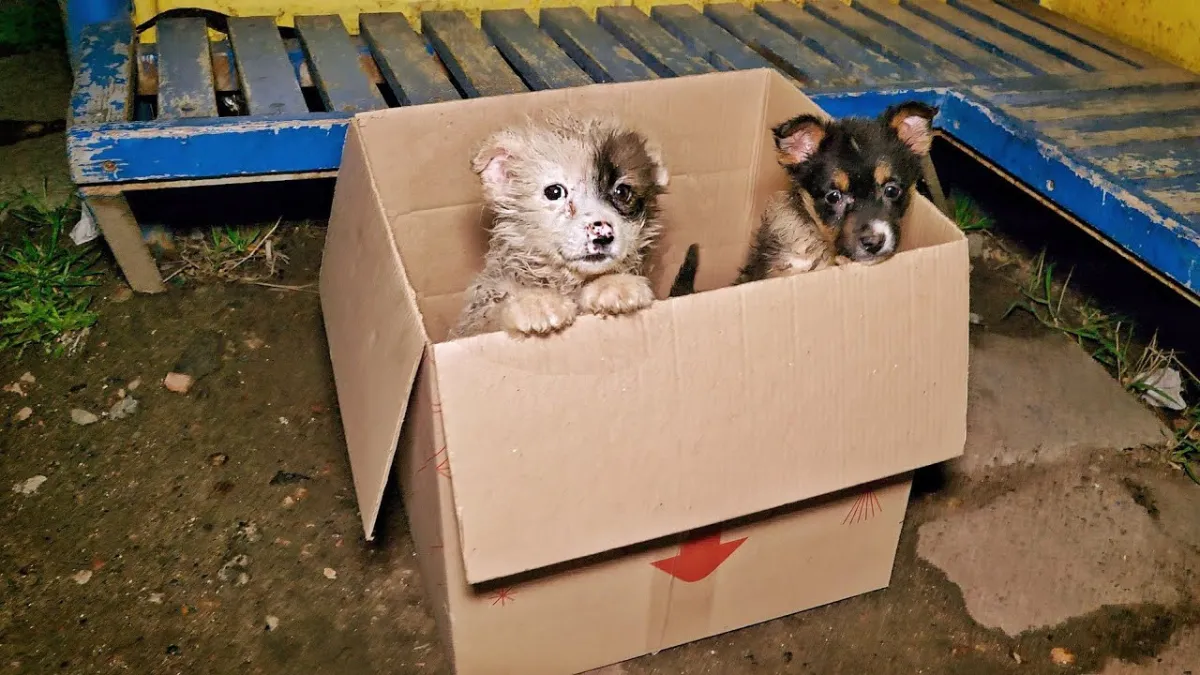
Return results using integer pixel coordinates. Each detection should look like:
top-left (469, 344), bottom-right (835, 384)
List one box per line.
top-left (352, 70), bottom-right (963, 345)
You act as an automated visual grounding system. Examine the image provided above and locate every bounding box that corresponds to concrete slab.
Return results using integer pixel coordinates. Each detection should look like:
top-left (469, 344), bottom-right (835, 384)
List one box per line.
top-left (961, 332), bottom-right (1172, 477)
top-left (1093, 625), bottom-right (1200, 674)
top-left (917, 466), bottom-right (1188, 637)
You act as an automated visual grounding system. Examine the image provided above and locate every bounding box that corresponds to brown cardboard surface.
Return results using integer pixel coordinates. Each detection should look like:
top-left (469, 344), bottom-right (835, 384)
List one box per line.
top-left (398, 392), bottom-right (914, 674)
top-left (320, 67), bottom-right (970, 673)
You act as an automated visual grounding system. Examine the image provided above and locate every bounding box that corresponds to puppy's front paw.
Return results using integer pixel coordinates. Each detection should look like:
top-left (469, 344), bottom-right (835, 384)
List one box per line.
top-left (500, 289), bottom-right (578, 336)
top-left (578, 274), bottom-right (654, 317)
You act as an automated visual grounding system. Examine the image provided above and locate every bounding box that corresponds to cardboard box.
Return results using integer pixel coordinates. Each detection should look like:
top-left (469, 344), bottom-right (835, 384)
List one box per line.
top-left (319, 69), bottom-right (969, 674)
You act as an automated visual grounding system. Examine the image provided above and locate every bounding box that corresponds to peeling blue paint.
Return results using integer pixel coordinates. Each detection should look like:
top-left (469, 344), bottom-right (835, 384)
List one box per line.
top-left (70, 19), bottom-right (134, 125)
top-left (63, 3), bottom-right (1200, 300)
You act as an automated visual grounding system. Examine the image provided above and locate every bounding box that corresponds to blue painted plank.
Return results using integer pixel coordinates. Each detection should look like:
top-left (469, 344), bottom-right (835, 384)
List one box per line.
top-left (802, 0), bottom-right (973, 81)
top-left (595, 6), bottom-right (713, 79)
top-left (69, 19), bottom-right (134, 125)
top-left (752, 2), bottom-right (911, 84)
top-left (226, 17), bottom-right (309, 116)
top-left (850, 0), bottom-right (1031, 78)
top-left (700, 3), bottom-right (848, 87)
top-left (1002, 89), bottom-right (1200, 124)
top-left (420, 10), bottom-right (528, 98)
top-left (480, 9), bottom-right (593, 90)
top-left (156, 17), bottom-right (219, 119)
top-left (67, 114), bottom-right (353, 184)
top-left (942, 92), bottom-right (1200, 295)
top-left (1047, 109), bottom-right (1200, 136)
top-left (359, 13), bottom-right (461, 106)
top-left (947, 0), bottom-right (1134, 72)
top-left (809, 87), bottom-right (949, 119)
top-left (1133, 172), bottom-right (1200, 199)
top-left (649, 4), bottom-right (776, 73)
top-left (1075, 137), bottom-right (1200, 181)
top-left (295, 15), bottom-right (386, 113)
top-left (898, 0), bottom-right (1079, 75)
top-left (972, 69), bottom-right (1200, 106)
top-left (1039, 113), bottom-right (1200, 151)
top-left (63, 0), bottom-right (126, 70)
top-left (539, 7), bottom-right (657, 83)
top-left (994, 0), bottom-right (1167, 69)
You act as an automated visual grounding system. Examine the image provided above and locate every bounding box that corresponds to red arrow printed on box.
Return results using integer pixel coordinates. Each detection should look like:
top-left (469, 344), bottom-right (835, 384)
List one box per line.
top-left (651, 533), bottom-right (747, 583)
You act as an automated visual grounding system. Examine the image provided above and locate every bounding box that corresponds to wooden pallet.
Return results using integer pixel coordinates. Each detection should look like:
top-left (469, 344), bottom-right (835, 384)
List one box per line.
top-left (68, 0), bottom-right (1200, 302)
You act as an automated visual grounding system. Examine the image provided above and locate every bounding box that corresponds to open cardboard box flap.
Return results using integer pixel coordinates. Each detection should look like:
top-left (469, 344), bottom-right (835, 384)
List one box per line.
top-left (320, 70), bottom-right (970, 586)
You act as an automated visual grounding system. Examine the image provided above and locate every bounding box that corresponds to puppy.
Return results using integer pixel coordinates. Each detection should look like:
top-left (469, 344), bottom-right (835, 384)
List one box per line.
top-left (735, 101), bottom-right (938, 284)
top-left (448, 113), bottom-right (670, 340)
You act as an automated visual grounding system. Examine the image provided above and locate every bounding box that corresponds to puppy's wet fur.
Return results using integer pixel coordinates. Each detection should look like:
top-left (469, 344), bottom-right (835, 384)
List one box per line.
top-left (449, 113), bottom-right (670, 340)
top-left (735, 101), bottom-right (938, 285)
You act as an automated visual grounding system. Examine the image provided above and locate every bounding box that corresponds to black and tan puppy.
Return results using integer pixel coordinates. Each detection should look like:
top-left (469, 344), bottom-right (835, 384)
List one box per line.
top-left (735, 101), bottom-right (938, 284)
top-left (449, 113), bottom-right (670, 340)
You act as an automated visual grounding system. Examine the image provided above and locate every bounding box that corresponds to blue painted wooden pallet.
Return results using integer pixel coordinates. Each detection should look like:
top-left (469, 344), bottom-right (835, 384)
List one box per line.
top-left (68, 0), bottom-right (1200, 300)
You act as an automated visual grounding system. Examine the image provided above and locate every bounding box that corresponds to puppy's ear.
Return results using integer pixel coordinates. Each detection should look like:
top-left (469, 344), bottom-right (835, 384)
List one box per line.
top-left (883, 101), bottom-right (938, 156)
top-left (642, 137), bottom-right (670, 188)
top-left (471, 131), bottom-right (523, 190)
top-left (772, 114), bottom-right (827, 167)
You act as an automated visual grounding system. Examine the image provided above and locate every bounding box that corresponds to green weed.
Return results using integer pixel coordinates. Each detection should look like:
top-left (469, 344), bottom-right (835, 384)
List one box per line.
top-left (0, 189), bottom-right (102, 358)
top-left (950, 191), bottom-right (994, 233)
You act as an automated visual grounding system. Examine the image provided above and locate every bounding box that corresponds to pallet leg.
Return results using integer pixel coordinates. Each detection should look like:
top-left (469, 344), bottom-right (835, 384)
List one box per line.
top-left (84, 193), bottom-right (167, 293)
top-left (920, 154), bottom-right (950, 216)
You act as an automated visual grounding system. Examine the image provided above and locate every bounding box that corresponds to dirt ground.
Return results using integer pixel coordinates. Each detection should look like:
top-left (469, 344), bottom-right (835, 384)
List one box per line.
top-left (2, 48), bottom-right (1199, 675)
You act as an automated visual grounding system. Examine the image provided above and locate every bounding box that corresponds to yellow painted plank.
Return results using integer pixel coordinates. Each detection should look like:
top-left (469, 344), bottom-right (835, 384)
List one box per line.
top-left (133, 0), bottom-right (760, 43)
top-left (1040, 0), bottom-right (1200, 74)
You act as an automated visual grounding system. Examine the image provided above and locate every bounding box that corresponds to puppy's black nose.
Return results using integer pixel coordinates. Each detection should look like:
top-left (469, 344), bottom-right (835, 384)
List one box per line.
top-left (860, 232), bottom-right (885, 255)
top-left (588, 221), bottom-right (615, 248)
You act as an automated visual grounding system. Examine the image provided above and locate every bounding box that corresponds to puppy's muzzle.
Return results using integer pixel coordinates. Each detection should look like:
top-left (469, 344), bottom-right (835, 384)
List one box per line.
top-left (585, 221), bottom-right (615, 255)
top-left (858, 219), bottom-right (896, 256)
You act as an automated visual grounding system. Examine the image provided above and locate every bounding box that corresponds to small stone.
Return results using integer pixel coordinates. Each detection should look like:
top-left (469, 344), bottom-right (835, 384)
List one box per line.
top-left (969, 312), bottom-right (983, 325)
top-left (70, 409), bottom-right (99, 425)
top-left (71, 570), bottom-right (92, 585)
top-left (235, 521), bottom-right (261, 543)
top-left (127, 378), bottom-right (142, 391)
top-left (1050, 647), bottom-right (1075, 666)
top-left (1011, 651), bottom-right (1022, 664)
top-left (19, 372), bottom-right (35, 384)
top-left (108, 396), bottom-right (138, 420)
top-left (208, 453), bottom-right (228, 467)
top-left (12, 475), bottom-right (47, 495)
top-left (323, 568), bottom-right (337, 580)
top-left (14, 407), bottom-right (32, 422)
top-left (278, 417), bottom-right (289, 426)
top-left (148, 592), bottom-right (164, 604)
top-left (111, 286), bottom-right (133, 303)
top-left (4, 383), bottom-right (25, 397)
top-left (163, 372), bottom-right (194, 394)
top-left (282, 496), bottom-right (296, 508)
top-left (292, 487), bottom-right (308, 502)
top-left (264, 615), bottom-right (279, 632)
top-left (967, 233), bottom-right (985, 259)
top-left (244, 337), bottom-right (265, 350)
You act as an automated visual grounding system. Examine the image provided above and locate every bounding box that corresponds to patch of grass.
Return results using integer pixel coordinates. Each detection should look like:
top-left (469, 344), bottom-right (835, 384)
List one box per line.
top-left (0, 189), bottom-right (102, 358)
top-left (950, 191), bottom-right (994, 233)
top-left (0, 0), bottom-right (63, 56)
top-left (1004, 250), bottom-right (1200, 483)
top-left (162, 220), bottom-right (290, 285)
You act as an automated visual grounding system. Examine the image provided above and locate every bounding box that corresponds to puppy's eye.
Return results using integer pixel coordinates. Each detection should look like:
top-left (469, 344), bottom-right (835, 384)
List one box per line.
top-left (613, 184), bottom-right (632, 203)
top-left (543, 184), bottom-right (567, 201)
top-left (824, 189), bottom-right (843, 206)
top-left (882, 183), bottom-right (902, 200)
